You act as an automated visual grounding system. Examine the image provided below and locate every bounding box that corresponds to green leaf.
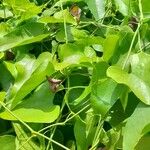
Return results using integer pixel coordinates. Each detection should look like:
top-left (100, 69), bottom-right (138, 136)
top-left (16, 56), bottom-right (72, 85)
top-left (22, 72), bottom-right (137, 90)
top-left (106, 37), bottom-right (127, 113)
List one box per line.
top-left (13, 122), bottom-right (40, 149)
top-left (54, 0), bottom-right (83, 7)
top-left (56, 26), bottom-right (89, 43)
top-left (39, 9), bottom-right (76, 25)
top-left (4, 0), bottom-right (42, 20)
top-left (7, 52), bottom-right (55, 108)
top-left (103, 35), bottom-right (119, 62)
top-left (84, 46), bottom-right (96, 58)
top-left (130, 52), bottom-right (150, 86)
top-left (3, 61), bottom-right (17, 79)
top-left (0, 63), bottom-right (14, 91)
top-left (106, 129), bottom-right (120, 150)
top-left (59, 36), bottom-right (104, 63)
top-left (114, 0), bottom-right (129, 16)
top-left (84, 0), bottom-right (105, 20)
top-left (109, 92), bottom-right (139, 127)
top-left (0, 23), bottom-right (10, 38)
top-left (0, 52), bottom-right (4, 60)
top-left (110, 26), bottom-right (134, 64)
top-left (0, 135), bottom-right (16, 150)
top-left (135, 133), bottom-right (150, 150)
top-left (0, 22), bottom-right (49, 52)
top-left (123, 103), bottom-right (150, 150)
top-left (58, 43), bottom-right (84, 62)
top-left (141, 0), bottom-right (150, 17)
top-left (0, 82), bottom-right (60, 123)
top-left (0, 92), bottom-right (6, 102)
top-left (74, 117), bottom-right (87, 150)
top-left (0, 7), bottom-right (13, 18)
top-left (91, 78), bottom-right (124, 116)
top-left (107, 64), bottom-right (150, 105)
top-left (91, 62), bottom-right (123, 116)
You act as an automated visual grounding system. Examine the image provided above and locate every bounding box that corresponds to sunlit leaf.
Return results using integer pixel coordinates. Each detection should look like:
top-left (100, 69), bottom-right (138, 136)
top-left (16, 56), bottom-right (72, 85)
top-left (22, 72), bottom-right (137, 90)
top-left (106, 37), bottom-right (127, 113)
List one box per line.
top-left (4, 0), bottom-right (42, 20)
top-left (0, 22), bottom-right (49, 52)
top-left (107, 63), bottom-right (150, 105)
top-left (0, 82), bottom-right (60, 123)
top-left (7, 52), bottom-right (55, 108)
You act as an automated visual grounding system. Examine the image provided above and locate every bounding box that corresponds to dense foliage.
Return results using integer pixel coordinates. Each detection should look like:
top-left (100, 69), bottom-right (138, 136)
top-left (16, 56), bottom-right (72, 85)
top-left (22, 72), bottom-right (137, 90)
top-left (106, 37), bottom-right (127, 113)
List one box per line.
top-left (0, 0), bottom-right (150, 149)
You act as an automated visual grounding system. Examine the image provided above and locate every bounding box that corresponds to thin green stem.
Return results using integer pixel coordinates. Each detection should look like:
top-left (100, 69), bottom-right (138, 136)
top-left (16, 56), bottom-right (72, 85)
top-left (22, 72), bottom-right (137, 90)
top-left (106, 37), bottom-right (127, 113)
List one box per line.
top-left (39, 104), bottom-right (90, 133)
top-left (2, 2), bottom-right (6, 22)
top-left (0, 101), bottom-right (33, 132)
top-left (90, 116), bottom-right (104, 150)
top-left (0, 101), bottom-right (70, 150)
top-left (46, 97), bottom-right (66, 150)
top-left (138, 31), bottom-right (142, 52)
top-left (138, 0), bottom-right (143, 53)
top-left (139, 0), bottom-right (144, 22)
top-left (34, 131), bottom-right (70, 150)
top-left (122, 24), bottom-right (140, 69)
top-left (61, 3), bottom-right (68, 44)
top-left (18, 136), bottom-right (34, 150)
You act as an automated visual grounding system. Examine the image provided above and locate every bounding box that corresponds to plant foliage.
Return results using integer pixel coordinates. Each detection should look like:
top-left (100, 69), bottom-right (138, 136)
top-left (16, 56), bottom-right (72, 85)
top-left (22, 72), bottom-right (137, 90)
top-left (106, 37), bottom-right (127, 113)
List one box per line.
top-left (0, 0), bottom-right (150, 149)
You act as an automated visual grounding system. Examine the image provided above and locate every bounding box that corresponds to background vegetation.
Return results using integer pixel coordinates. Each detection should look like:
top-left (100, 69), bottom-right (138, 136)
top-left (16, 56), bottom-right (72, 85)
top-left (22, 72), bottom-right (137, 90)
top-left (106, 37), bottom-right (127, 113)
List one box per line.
top-left (0, 0), bottom-right (150, 149)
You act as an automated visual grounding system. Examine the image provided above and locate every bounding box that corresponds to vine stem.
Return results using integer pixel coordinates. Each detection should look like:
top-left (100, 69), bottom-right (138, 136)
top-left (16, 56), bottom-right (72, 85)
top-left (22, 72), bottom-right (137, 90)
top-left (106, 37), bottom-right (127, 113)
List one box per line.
top-left (2, 1), bottom-right (6, 22)
top-left (39, 104), bottom-right (90, 133)
top-left (122, 24), bottom-right (140, 70)
top-left (61, 2), bottom-right (68, 44)
top-left (46, 96), bottom-right (66, 150)
top-left (34, 132), bottom-right (70, 150)
top-left (0, 101), bottom-right (33, 132)
top-left (0, 101), bottom-right (70, 150)
top-left (122, 0), bottom-right (143, 69)
top-left (139, 0), bottom-right (144, 22)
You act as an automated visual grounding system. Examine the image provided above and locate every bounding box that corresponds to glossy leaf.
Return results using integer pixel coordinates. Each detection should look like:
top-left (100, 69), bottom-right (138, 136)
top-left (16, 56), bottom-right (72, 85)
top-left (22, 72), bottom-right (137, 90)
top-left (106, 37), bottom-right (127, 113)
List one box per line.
top-left (0, 22), bottom-right (49, 52)
top-left (0, 82), bottom-right (60, 123)
top-left (107, 65), bottom-right (150, 105)
top-left (7, 52), bottom-right (55, 108)
top-left (58, 43), bottom-right (84, 62)
top-left (91, 79), bottom-right (124, 116)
